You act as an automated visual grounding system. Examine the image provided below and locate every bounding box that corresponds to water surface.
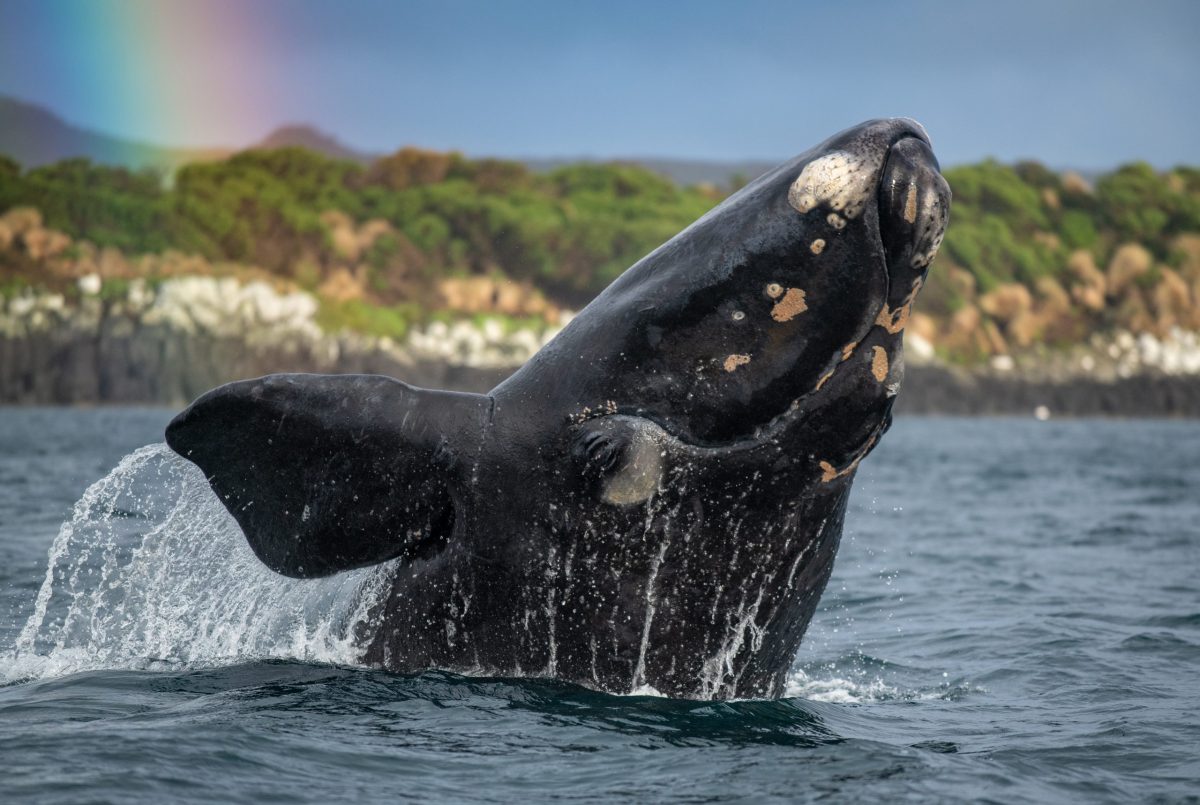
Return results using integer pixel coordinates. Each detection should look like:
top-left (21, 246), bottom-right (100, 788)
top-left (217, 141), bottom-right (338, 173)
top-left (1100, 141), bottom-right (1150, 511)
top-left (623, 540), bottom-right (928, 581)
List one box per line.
top-left (1, 409), bottom-right (1197, 803)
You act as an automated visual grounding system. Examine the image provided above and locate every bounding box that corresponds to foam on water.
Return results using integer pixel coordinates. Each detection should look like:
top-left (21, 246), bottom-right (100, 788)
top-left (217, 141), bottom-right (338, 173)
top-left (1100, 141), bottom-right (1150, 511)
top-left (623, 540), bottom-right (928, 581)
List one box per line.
top-left (784, 668), bottom-right (928, 703)
top-left (1, 444), bottom-right (392, 684)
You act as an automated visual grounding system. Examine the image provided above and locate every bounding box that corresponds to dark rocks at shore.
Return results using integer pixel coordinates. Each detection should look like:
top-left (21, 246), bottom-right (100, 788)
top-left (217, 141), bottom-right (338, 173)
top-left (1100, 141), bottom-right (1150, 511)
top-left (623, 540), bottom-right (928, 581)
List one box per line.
top-left (1, 283), bottom-right (1197, 415)
top-left (0, 326), bottom-right (510, 405)
top-left (3, 328), bottom-right (1197, 416)
top-left (897, 365), bottom-right (1200, 417)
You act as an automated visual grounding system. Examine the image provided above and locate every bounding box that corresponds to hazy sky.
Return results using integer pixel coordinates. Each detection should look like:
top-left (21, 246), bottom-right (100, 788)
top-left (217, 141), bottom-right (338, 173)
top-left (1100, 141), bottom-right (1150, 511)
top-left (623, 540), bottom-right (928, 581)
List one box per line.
top-left (2, 0), bottom-right (1196, 167)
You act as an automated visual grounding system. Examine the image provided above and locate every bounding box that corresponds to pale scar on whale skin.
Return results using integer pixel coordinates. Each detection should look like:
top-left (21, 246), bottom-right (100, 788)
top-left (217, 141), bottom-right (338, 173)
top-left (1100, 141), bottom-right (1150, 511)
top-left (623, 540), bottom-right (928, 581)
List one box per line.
top-left (815, 340), bottom-right (860, 391)
top-left (904, 183), bottom-right (919, 224)
top-left (723, 354), bottom-right (751, 372)
top-left (871, 346), bottom-right (889, 382)
top-left (876, 277), bottom-right (925, 334)
top-left (819, 432), bottom-right (879, 483)
top-left (770, 288), bottom-right (808, 322)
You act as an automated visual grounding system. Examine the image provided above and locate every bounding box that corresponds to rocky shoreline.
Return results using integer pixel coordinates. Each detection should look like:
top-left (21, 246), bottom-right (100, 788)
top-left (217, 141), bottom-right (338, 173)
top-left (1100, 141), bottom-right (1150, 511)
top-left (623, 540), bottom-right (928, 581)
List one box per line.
top-left (2, 277), bottom-right (1198, 416)
top-left (0, 277), bottom-right (524, 405)
top-left (896, 366), bottom-right (1200, 417)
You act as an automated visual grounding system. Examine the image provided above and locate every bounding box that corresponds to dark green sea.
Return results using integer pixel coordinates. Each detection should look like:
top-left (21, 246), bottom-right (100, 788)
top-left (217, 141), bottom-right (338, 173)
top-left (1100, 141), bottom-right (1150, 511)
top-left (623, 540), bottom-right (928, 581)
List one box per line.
top-left (1, 409), bottom-right (1197, 803)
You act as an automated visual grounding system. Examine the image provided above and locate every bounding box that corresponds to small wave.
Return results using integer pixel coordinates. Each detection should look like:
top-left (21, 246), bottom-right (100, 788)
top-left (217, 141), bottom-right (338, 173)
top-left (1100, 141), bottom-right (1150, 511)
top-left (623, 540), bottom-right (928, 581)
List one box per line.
top-left (1115, 631), bottom-right (1197, 657)
top-left (785, 669), bottom-right (901, 703)
top-left (1, 444), bottom-right (393, 685)
top-left (784, 665), bottom-right (975, 704)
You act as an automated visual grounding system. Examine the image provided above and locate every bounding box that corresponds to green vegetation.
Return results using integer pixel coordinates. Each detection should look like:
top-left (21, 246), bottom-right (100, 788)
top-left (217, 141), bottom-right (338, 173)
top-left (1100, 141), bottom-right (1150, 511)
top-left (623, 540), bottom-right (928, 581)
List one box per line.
top-left (0, 146), bottom-right (715, 307)
top-left (2, 144), bottom-right (1199, 359)
top-left (315, 297), bottom-right (418, 340)
top-left (936, 159), bottom-right (1200, 304)
top-left (0, 276), bottom-right (33, 299)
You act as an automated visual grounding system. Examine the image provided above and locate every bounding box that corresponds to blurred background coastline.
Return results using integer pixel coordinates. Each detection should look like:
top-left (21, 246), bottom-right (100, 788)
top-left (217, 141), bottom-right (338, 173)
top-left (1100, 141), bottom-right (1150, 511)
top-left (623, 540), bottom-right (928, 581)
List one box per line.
top-left (3, 0), bottom-right (1198, 416)
top-left (2, 94), bottom-right (1198, 415)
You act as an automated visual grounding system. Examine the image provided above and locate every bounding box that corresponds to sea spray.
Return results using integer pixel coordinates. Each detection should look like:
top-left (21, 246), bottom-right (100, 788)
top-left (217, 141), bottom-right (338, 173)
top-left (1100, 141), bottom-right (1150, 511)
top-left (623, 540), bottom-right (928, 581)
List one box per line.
top-left (3, 443), bottom-right (392, 683)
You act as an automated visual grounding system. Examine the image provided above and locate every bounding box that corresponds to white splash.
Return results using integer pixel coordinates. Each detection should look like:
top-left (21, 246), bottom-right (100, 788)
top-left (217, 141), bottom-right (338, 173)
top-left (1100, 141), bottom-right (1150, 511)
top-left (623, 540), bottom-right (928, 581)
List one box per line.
top-left (2, 444), bottom-right (393, 684)
top-left (785, 667), bottom-right (967, 704)
top-left (784, 669), bottom-right (904, 703)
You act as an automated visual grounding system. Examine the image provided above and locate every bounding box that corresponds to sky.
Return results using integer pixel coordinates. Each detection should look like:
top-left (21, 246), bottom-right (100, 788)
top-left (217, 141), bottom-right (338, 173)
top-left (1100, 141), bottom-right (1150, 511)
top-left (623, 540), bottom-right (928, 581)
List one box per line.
top-left (1, 0), bottom-right (1197, 168)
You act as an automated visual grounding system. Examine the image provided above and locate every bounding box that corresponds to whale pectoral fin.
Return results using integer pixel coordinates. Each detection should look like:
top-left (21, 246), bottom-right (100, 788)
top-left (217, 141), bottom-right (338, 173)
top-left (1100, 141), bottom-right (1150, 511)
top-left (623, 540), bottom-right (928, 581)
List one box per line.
top-left (165, 373), bottom-right (490, 578)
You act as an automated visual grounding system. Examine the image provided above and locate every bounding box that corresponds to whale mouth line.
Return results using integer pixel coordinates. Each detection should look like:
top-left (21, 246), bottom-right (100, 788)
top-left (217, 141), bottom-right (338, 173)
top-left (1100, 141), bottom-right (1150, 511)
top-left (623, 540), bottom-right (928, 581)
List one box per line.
top-left (872, 135), bottom-right (926, 306)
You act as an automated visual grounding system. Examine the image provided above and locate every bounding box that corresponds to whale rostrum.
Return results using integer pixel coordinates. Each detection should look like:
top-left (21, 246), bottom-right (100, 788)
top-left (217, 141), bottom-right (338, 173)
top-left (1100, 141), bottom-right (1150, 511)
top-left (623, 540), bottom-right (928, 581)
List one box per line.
top-left (166, 118), bottom-right (951, 699)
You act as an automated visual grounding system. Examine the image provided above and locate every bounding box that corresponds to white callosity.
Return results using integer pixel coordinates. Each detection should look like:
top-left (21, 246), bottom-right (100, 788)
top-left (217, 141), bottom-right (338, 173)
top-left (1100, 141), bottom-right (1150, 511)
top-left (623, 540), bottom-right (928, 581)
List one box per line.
top-left (787, 151), bottom-right (879, 220)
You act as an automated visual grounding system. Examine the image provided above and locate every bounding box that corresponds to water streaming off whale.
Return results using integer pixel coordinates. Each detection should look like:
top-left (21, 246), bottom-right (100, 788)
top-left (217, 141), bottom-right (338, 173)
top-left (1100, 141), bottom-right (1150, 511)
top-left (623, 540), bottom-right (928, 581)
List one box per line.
top-left (4, 444), bottom-right (393, 684)
top-left (0, 442), bottom-right (798, 700)
top-left (1, 442), bottom-right (883, 702)
top-left (2, 443), bottom-right (811, 697)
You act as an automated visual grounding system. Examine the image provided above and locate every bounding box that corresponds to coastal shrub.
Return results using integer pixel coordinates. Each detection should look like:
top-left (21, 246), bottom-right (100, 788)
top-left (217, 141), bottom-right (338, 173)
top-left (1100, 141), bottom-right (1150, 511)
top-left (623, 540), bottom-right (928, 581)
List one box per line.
top-left (315, 297), bottom-right (417, 340)
top-left (1059, 210), bottom-right (1099, 251)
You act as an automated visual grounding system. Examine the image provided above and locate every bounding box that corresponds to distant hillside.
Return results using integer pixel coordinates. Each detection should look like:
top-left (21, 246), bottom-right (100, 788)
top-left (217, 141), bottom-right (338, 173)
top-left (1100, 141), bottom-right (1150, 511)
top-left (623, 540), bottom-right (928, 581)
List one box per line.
top-left (254, 125), bottom-right (378, 164)
top-left (0, 96), bottom-right (229, 171)
top-left (0, 95), bottom-right (777, 188)
top-left (522, 157), bottom-right (777, 189)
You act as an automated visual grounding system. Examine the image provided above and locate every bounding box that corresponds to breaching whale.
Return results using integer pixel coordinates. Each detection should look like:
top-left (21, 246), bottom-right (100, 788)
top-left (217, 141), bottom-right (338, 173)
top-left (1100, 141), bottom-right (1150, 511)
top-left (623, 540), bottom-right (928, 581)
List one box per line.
top-left (166, 118), bottom-right (950, 699)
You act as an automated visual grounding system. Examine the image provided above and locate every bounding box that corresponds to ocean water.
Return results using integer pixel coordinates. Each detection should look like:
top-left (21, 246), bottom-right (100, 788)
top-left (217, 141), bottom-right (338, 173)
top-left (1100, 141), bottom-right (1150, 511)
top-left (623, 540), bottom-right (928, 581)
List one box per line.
top-left (0, 409), bottom-right (1197, 804)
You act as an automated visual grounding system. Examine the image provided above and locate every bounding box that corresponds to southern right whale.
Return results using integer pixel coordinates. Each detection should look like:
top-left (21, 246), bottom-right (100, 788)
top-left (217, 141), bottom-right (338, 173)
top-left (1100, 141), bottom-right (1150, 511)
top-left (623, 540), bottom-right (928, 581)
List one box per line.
top-left (165, 118), bottom-right (951, 699)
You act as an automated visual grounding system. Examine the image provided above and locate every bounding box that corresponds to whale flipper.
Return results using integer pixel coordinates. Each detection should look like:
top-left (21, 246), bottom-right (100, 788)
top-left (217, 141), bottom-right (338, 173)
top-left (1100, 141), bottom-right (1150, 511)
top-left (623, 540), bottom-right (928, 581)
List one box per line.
top-left (165, 373), bottom-right (490, 578)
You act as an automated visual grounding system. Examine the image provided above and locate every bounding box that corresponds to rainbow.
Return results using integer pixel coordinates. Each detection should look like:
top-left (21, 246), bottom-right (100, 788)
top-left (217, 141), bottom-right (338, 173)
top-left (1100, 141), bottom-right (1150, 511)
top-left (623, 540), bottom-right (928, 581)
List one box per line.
top-left (19, 0), bottom-right (276, 149)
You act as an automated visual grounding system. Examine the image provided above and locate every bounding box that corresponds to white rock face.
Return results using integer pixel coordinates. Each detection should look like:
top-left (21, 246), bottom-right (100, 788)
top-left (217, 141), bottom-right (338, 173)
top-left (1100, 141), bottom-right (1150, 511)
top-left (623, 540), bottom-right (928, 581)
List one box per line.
top-left (142, 278), bottom-right (323, 344)
top-left (5, 275), bottom-right (1200, 383)
top-left (990, 354), bottom-right (1015, 372)
top-left (77, 274), bottom-right (102, 296)
top-left (1, 294), bottom-right (67, 336)
top-left (404, 318), bottom-right (560, 368)
top-left (904, 332), bottom-right (936, 364)
top-left (1102, 328), bottom-right (1200, 376)
top-left (1, 276), bottom-right (560, 370)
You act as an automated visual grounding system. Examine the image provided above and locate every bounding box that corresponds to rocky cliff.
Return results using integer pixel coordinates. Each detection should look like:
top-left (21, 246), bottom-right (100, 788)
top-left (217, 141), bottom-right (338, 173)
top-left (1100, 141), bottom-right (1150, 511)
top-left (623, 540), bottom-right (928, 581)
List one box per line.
top-left (0, 277), bottom-right (546, 404)
top-left (4, 276), bottom-right (1198, 415)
